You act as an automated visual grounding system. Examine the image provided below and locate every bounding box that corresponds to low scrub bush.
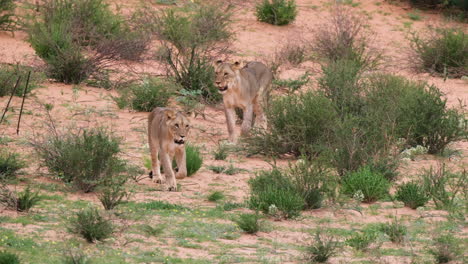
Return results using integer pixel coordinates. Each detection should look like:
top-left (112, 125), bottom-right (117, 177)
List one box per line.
top-left (0, 64), bottom-right (43, 97)
top-left (346, 231), bottom-right (377, 251)
top-left (186, 143), bottom-right (203, 177)
top-left (0, 186), bottom-right (42, 212)
top-left (306, 230), bottom-right (340, 263)
top-left (380, 217), bottom-right (407, 244)
top-left (98, 175), bottom-right (129, 210)
top-left (219, 202), bottom-right (243, 211)
top-left (31, 127), bottom-right (130, 192)
top-left (411, 27), bottom-right (467, 77)
top-left (233, 213), bottom-right (261, 234)
top-left (207, 191), bottom-right (225, 202)
top-left (273, 72), bottom-right (310, 94)
top-left (248, 169), bottom-right (304, 219)
top-left (256, 0), bottom-right (297, 26)
top-left (421, 165), bottom-right (467, 211)
top-left (342, 166), bottom-right (390, 203)
top-left (115, 77), bottom-right (178, 112)
top-left (429, 233), bottom-right (463, 263)
top-left (69, 207), bottom-right (113, 243)
top-left (137, 200), bottom-right (187, 211)
top-left (141, 224), bottom-right (165, 237)
top-left (275, 42), bottom-right (308, 66)
top-left (0, 151), bottom-right (24, 180)
top-left (62, 251), bottom-right (92, 264)
top-left (395, 182), bottom-right (429, 209)
top-left (213, 142), bottom-right (229, 160)
top-left (0, 0), bottom-right (15, 32)
top-left (246, 91), bottom-right (337, 157)
top-left (0, 250), bottom-right (20, 264)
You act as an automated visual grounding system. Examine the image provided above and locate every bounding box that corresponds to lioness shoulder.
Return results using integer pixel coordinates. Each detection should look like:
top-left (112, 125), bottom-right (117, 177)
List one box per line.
top-left (148, 107), bottom-right (191, 191)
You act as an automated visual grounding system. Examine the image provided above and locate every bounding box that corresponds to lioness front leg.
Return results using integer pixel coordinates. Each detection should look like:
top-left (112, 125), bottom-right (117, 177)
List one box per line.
top-left (241, 105), bottom-right (254, 137)
top-left (225, 107), bottom-right (237, 142)
top-left (149, 137), bottom-right (164, 184)
top-left (175, 149), bottom-right (187, 179)
top-left (160, 152), bottom-right (177, 191)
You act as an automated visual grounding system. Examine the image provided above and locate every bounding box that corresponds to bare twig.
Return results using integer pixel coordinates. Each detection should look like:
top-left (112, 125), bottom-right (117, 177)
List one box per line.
top-left (0, 76), bottom-right (21, 125)
top-left (17, 71), bottom-right (31, 135)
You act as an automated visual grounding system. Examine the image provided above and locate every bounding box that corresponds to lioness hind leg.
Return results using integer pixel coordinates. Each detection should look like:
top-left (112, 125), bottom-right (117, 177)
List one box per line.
top-left (241, 105), bottom-right (254, 136)
top-left (149, 138), bottom-right (164, 184)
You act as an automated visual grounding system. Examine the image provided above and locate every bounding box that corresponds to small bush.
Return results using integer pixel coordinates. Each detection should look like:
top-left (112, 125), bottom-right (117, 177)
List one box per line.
top-left (306, 230), bottom-right (339, 263)
top-left (273, 72), bottom-right (310, 94)
top-left (116, 77), bottom-right (178, 112)
top-left (62, 251), bottom-right (92, 264)
top-left (69, 207), bottom-right (113, 243)
top-left (346, 231), bottom-right (377, 251)
top-left (138, 200), bottom-right (187, 211)
top-left (411, 27), bottom-right (467, 77)
top-left (0, 0), bottom-right (15, 32)
top-left (274, 42), bottom-right (308, 67)
top-left (207, 191), bottom-right (225, 202)
top-left (429, 233), bottom-right (463, 264)
top-left (233, 213), bottom-right (261, 234)
top-left (256, 0), bottom-right (297, 26)
top-left (248, 169), bottom-right (304, 219)
top-left (32, 127), bottom-right (128, 192)
top-left (395, 182), bottom-right (429, 209)
top-left (208, 165), bottom-right (225, 174)
top-left (224, 164), bottom-right (245, 175)
top-left (246, 91), bottom-right (337, 157)
top-left (0, 186), bottom-right (41, 212)
top-left (141, 224), bottom-right (165, 237)
top-left (342, 166), bottom-right (390, 203)
top-left (219, 202), bottom-right (243, 211)
top-left (380, 217), bottom-right (407, 244)
top-left (186, 143), bottom-right (203, 177)
top-left (213, 142), bottom-right (229, 160)
top-left (0, 151), bottom-right (24, 180)
top-left (98, 175), bottom-right (129, 210)
top-left (421, 165), bottom-right (467, 211)
top-left (0, 250), bottom-right (20, 264)
top-left (0, 64), bottom-right (43, 97)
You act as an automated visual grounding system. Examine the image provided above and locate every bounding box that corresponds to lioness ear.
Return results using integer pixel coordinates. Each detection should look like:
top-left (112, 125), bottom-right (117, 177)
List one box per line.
top-left (165, 110), bottom-right (176, 121)
top-left (232, 61), bottom-right (242, 70)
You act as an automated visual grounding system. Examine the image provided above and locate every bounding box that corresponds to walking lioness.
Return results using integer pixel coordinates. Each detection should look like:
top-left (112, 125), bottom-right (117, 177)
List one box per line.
top-left (148, 107), bottom-right (190, 191)
top-left (215, 60), bottom-right (273, 142)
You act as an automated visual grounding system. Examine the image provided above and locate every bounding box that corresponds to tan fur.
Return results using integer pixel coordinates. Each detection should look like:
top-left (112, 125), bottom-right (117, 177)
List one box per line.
top-left (215, 60), bottom-right (273, 141)
top-left (148, 107), bottom-right (191, 191)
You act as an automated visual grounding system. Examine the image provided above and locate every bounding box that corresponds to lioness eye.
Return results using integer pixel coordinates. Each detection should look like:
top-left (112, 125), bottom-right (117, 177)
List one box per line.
top-left (224, 72), bottom-right (228, 76)
top-left (186, 125), bottom-right (189, 128)
top-left (175, 124), bottom-right (179, 128)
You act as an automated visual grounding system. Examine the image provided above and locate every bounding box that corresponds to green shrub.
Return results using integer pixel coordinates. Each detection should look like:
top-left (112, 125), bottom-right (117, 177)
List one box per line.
top-left (69, 207), bottom-right (113, 243)
top-left (248, 169), bottom-right (304, 219)
top-left (0, 250), bottom-right (20, 264)
top-left (411, 27), bottom-right (467, 77)
top-left (186, 143), bottom-right (203, 177)
top-left (429, 233), bottom-right (463, 263)
top-left (421, 165), bottom-right (467, 211)
top-left (395, 182), bottom-right (429, 209)
top-left (0, 64), bottom-right (43, 97)
top-left (207, 191), bottom-right (225, 202)
top-left (141, 224), bottom-right (165, 237)
top-left (213, 142), bottom-right (229, 160)
top-left (342, 166), bottom-right (390, 203)
top-left (0, 0), bottom-right (15, 32)
top-left (273, 72), bottom-right (309, 94)
top-left (116, 77), bottom-right (178, 112)
top-left (256, 0), bottom-right (297, 26)
top-left (380, 217), bottom-right (407, 244)
top-left (233, 213), bottom-right (261, 234)
top-left (32, 127), bottom-right (128, 192)
top-left (98, 175), bottom-right (129, 210)
top-left (346, 231), bottom-right (377, 251)
top-left (219, 202), bottom-right (243, 211)
top-left (0, 151), bottom-right (24, 180)
top-left (275, 42), bottom-right (308, 67)
top-left (246, 91), bottom-right (337, 157)
top-left (16, 186), bottom-right (41, 212)
top-left (207, 165), bottom-right (225, 174)
top-left (137, 200), bottom-right (187, 211)
top-left (306, 230), bottom-right (339, 263)
top-left (148, 4), bottom-right (232, 103)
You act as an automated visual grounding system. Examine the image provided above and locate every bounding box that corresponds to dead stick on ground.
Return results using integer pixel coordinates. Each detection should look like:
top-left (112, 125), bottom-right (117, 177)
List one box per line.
top-left (0, 76), bottom-right (21, 125)
top-left (16, 71), bottom-right (31, 135)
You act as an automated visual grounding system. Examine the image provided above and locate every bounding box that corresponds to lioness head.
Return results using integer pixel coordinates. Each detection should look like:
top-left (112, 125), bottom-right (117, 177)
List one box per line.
top-left (165, 110), bottom-right (191, 145)
top-left (214, 60), bottom-right (242, 93)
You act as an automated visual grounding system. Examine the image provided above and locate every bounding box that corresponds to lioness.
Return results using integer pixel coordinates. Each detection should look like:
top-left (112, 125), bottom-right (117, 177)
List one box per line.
top-left (215, 60), bottom-right (273, 142)
top-left (148, 107), bottom-right (190, 191)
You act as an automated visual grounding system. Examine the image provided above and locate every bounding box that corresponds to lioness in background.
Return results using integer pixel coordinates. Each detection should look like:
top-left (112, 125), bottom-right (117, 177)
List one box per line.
top-left (215, 60), bottom-right (273, 142)
top-left (148, 107), bottom-right (190, 191)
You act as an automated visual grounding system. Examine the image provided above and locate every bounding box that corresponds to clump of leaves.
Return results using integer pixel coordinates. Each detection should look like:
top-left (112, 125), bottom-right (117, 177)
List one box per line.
top-left (429, 233), bottom-right (463, 264)
top-left (207, 191), bottom-right (225, 202)
top-left (68, 207), bottom-right (114, 243)
top-left (345, 231), bottom-right (377, 251)
top-left (0, 151), bottom-right (24, 180)
top-left (395, 182), bottom-right (429, 209)
top-left (98, 175), bottom-right (129, 210)
top-left (342, 166), bottom-right (390, 203)
top-left (380, 217), bottom-right (407, 244)
top-left (141, 224), bottom-right (165, 237)
top-left (273, 72), bottom-right (310, 94)
top-left (256, 0), bottom-right (298, 26)
top-left (306, 230), bottom-right (340, 263)
top-left (213, 142), bottom-right (229, 160)
top-left (186, 143), bottom-right (203, 177)
top-left (0, 250), bottom-right (20, 264)
top-left (233, 213), bottom-right (261, 234)
top-left (0, 186), bottom-right (42, 212)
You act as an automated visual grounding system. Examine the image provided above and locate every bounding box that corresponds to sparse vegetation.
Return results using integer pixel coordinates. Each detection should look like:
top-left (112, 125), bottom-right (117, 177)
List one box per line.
top-left (380, 217), bottom-right (407, 244)
top-left (185, 143), bottom-right (203, 177)
top-left (410, 27), bottom-right (467, 77)
top-left (0, 0), bottom-right (15, 32)
top-left (62, 251), bottom-right (92, 264)
top-left (306, 230), bottom-right (340, 263)
top-left (256, 0), bottom-right (298, 26)
top-left (0, 250), bottom-right (20, 264)
top-left (273, 72), bottom-right (310, 94)
top-left (346, 231), bottom-right (377, 251)
top-left (233, 213), bottom-right (261, 234)
top-left (98, 175), bottom-right (129, 210)
top-left (395, 182), bottom-right (429, 209)
top-left (68, 207), bottom-right (114, 243)
top-left (342, 166), bottom-right (390, 203)
top-left (429, 233), bottom-right (463, 263)
top-left (213, 142), bottom-right (229, 160)
top-left (0, 151), bottom-right (24, 180)
top-left (0, 64), bottom-right (43, 97)
top-left (115, 77), bottom-right (179, 112)
top-left (207, 191), bottom-right (225, 202)
top-left (0, 186), bottom-right (42, 212)
top-left (31, 127), bottom-right (130, 192)
top-left (141, 224), bottom-right (165, 237)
